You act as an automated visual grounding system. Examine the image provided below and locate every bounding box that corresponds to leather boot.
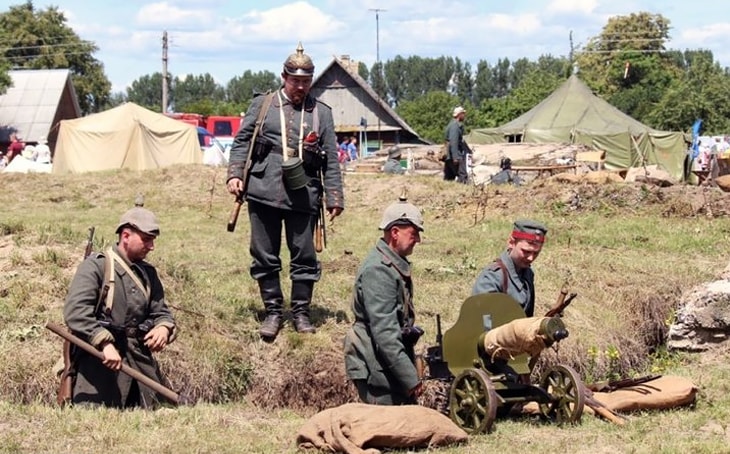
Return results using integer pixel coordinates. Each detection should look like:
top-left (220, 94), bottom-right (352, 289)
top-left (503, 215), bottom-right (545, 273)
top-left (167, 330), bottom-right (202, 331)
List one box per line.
top-left (258, 276), bottom-right (284, 339)
top-left (290, 280), bottom-right (316, 334)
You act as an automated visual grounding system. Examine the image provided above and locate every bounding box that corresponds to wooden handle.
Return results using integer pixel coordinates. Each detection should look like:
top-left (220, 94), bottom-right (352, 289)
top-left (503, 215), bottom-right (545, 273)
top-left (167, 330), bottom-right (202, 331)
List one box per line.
top-left (314, 222), bottom-right (323, 252)
top-left (227, 200), bottom-right (242, 232)
top-left (45, 322), bottom-right (181, 405)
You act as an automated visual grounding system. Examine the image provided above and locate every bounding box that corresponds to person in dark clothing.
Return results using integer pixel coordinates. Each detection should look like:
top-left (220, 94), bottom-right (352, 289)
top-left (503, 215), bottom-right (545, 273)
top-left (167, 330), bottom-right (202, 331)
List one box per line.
top-left (226, 42), bottom-right (345, 340)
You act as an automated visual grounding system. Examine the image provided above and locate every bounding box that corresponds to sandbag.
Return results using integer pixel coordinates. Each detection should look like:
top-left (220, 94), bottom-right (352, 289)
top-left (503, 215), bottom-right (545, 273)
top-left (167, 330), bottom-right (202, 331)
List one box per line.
top-left (591, 375), bottom-right (698, 412)
top-left (296, 403), bottom-right (468, 454)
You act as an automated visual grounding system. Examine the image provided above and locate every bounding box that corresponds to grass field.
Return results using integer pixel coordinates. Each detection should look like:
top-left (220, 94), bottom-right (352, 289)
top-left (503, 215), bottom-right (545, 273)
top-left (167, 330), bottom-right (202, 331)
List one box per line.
top-left (1, 164), bottom-right (730, 453)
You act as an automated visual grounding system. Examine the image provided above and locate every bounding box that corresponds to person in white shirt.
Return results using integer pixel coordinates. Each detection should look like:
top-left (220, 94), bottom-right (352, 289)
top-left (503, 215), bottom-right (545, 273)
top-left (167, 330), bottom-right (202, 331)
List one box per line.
top-left (35, 136), bottom-right (52, 163)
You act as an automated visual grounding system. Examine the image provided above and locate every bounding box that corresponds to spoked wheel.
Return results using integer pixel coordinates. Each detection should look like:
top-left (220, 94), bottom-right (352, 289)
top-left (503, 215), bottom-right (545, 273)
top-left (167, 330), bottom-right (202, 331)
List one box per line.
top-left (538, 364), bottom-right (586, 424)
top-left (449, 368), bottom-right (498, 434)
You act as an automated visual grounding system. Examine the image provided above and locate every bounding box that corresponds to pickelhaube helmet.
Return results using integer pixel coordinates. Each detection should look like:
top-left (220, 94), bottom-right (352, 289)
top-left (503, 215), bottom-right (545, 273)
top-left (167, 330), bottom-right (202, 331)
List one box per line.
top-left (283, 42), bottom-right (315, 76)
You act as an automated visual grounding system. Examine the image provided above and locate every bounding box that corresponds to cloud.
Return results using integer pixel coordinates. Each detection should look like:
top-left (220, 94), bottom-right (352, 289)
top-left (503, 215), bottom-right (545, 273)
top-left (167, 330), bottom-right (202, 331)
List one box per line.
top-left (135, 1), bottom-right (213, 28)
top-left (546, 0), bottom-right (599, 15)
top-left (243, 1), bottom-right (345, 42)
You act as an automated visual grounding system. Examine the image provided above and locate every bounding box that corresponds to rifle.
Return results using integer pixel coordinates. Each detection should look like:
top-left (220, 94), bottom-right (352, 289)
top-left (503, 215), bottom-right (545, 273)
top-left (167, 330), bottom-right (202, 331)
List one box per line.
top-left (588, 374), bottom-right (662, 392)
top-left (227, 92), bottom-right (274, 232)
top-left (56, 226), bottom-right (97, 406)
top-left (46, 322), bottom-right (187, 406)
top-left (314, 195), bottom-right (327, 252)
top-left (83, 226), bottom-right (95, 259)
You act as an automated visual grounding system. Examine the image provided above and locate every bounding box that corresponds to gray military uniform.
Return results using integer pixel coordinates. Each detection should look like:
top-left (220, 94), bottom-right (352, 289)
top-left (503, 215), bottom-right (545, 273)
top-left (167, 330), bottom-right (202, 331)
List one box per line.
top-left (444, 118), bottom-right (469, 183)
top-left (63, 244), bottom-right (176, 408)
top-left (227, 89), bottom-right (344, 282)
top-left (472, 250), bottom-right (536, 317)
top-left (343, 238), bottom-right (420, 405)
top-left (383, 158), bottom-right (405, 174)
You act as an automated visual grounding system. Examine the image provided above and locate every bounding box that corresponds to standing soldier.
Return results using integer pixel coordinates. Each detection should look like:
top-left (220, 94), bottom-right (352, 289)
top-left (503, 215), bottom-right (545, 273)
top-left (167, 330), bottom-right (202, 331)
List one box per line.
top-left (444, 106), bottom-right (470, 184)
top-left (226, 42), bottom-right (345, 341)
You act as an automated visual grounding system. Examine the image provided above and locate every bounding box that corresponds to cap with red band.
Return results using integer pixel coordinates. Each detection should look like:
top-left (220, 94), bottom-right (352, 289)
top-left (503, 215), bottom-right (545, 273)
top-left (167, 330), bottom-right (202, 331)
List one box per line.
top-left (511, 219), bottom-right (547, 243)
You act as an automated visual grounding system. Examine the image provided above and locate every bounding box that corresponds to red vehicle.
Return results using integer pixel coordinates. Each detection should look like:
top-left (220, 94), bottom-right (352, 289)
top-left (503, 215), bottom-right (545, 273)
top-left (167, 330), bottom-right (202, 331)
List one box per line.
top-left (166, 113), bottom-right (242, 148)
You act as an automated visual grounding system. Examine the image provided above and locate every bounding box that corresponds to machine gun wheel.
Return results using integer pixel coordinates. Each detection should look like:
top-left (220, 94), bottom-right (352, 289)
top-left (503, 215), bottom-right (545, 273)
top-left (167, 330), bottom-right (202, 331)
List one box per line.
top-left (449, 368), bottom-right (498, 434)
top-left (538, 364), bottom-right (585, 424)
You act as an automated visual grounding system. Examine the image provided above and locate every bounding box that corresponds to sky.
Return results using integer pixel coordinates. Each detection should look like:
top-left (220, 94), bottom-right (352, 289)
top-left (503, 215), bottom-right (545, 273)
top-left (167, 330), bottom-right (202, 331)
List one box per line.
top-left (12, 0), bottom-right (730, 92)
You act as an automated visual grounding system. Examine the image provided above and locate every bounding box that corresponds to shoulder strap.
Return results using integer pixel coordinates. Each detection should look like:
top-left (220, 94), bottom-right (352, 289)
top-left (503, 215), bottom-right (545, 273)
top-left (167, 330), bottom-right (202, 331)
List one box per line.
top-left (494, 258), bottom-right (508, 294)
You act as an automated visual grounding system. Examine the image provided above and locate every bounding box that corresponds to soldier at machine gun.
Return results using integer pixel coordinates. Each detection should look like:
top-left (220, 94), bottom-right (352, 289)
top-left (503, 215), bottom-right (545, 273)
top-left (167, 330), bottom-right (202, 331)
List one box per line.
top-left (343, 195), bottom-right (426, 405)
top-left (471, 219), bottom-right (549, 317)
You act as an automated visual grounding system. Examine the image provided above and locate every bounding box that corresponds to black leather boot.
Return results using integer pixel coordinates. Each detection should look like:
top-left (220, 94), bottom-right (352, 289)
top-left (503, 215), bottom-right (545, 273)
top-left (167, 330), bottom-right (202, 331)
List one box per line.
top-left (258, 276), bottom-right (284, 340)
top-left (290, 280), bottom-right (316, 334)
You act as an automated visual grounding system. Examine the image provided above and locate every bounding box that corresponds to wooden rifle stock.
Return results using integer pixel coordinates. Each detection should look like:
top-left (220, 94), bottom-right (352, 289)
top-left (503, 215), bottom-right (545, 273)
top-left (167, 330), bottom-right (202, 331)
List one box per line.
top-left (545, 283), bottom-right (577, 318)
top-left (225, 92), bottom-right (274, 233)
top-left (227, 192), bottom-right (244, 233)
top-left (46, 322), bottom-right (183, 406)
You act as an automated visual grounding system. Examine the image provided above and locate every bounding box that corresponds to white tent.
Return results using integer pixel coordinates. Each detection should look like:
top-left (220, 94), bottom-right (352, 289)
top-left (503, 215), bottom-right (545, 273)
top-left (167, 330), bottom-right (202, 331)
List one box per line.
top-left (3, 156), bottom-right (52, 173)
top-left (53, 102), bottom-right (201, 174)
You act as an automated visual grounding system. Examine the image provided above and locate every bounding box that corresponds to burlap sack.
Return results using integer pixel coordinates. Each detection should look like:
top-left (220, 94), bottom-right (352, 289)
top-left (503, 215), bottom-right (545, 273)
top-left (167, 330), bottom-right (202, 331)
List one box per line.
top-left (591, 376), bottom-right (698, 412)
top-left (482, 317), bottom-right (549, 361)
top-left (296, 403), bottom-right (468, 454)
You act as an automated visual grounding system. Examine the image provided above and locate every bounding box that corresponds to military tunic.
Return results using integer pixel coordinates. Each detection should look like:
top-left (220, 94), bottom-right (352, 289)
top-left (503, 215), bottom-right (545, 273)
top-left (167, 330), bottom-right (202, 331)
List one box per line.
top-left (472, 250), bottom-right (536, 317)
top-left (63, 244), bottom-right (176, 408)
top-left (383, 158), bottom-right (405, 174)
top-left (227, 89), bottom-right (345, 282)
top-left (343, 239), bottom-right (419, 405)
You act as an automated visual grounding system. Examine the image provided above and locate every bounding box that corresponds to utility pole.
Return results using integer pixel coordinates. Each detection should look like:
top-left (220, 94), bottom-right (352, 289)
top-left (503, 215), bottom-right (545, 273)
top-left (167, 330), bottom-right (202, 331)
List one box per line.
top-left (162, 31), bottom-right (168, 113)
top-left (369, 8), bottom-right (386, 151)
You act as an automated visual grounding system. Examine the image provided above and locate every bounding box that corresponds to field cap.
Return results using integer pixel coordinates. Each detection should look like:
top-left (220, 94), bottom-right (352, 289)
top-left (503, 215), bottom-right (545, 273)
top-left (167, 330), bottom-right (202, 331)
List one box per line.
top-left (116, 207), bottom-right (160, 237)
top-left (379, 197), bottom-right (424, 232)
top-left (511, 219), bottom-right (547, 243)
top-left (283, 42), bottom-right (315, 76)
top-left (452, 106), bottom-right (466, 117)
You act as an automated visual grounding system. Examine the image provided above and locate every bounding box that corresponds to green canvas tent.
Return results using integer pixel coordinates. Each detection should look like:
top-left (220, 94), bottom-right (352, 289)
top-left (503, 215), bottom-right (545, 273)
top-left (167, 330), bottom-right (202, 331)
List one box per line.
top-left (467, 75), bottom-right (690, 181)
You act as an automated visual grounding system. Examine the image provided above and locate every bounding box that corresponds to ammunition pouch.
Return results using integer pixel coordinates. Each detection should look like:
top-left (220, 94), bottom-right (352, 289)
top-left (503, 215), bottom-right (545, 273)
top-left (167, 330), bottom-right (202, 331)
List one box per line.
top-left (252, 137), bottom-right (274, 159)
top-left (401, 325), bottom-right (424, 345)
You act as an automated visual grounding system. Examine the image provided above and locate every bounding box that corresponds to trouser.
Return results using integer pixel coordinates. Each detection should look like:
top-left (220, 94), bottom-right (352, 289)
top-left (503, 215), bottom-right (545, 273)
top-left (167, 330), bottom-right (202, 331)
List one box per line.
top-left (247, 201), bottom-right (321, 282)
top-left (352, 379), bottom-right (416, 406)
top-left (443, 159), bottom-right (457, 181)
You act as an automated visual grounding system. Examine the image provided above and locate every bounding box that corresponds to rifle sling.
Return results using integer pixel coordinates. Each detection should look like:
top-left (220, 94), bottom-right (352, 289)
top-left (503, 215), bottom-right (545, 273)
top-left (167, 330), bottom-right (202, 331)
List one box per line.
top-left (95, 247), bottom-right (151, 316)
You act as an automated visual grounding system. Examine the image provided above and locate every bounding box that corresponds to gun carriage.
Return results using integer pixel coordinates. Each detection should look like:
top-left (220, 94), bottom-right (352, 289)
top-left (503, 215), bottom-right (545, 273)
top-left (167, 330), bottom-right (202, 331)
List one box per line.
top-left (422, 293), bottom-right (585, 434)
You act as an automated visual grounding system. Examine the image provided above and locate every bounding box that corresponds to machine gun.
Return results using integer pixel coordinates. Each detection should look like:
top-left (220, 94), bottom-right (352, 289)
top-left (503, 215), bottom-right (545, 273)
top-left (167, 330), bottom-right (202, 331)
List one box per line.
top-left (423, 315), bottom-right (452, 381)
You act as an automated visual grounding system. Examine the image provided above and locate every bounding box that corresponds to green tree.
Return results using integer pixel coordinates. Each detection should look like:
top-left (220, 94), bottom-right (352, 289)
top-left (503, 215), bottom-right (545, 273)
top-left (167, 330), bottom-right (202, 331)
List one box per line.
top-left (126, 72), bottom-right (167, 112)
top-left (173, 73), bottom-right (225, 113)
top-left (226, 69), bottom-right (280, 111)
top-left (646, 51), bottom-right (730, 133)
top-left (0, 1), bottom-right (111, 114)
top-left (396, 90), bottom-right (464, 143)
top-left (473, 60), bottom-right (495, 105)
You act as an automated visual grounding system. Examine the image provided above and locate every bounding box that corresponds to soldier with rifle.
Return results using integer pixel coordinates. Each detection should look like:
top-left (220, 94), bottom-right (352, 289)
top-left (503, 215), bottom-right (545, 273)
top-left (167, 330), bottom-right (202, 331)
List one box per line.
top-left (62, 206), bottom-right (177, 408)
top-left (226, 42), bottom-right (344, 340)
